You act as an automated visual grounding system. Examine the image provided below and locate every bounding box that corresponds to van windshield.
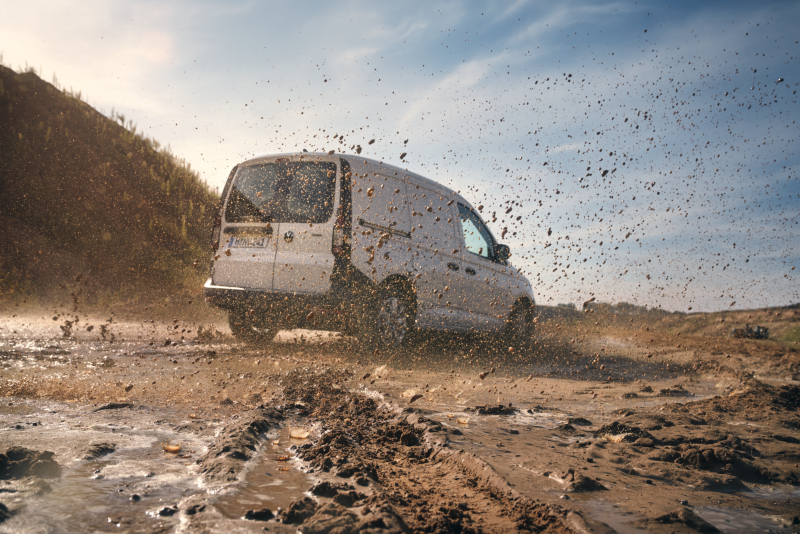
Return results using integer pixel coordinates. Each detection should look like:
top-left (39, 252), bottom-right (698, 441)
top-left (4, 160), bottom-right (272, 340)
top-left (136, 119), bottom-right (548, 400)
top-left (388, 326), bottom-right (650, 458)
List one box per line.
top-left (225, 161), bottom-right (337, 223)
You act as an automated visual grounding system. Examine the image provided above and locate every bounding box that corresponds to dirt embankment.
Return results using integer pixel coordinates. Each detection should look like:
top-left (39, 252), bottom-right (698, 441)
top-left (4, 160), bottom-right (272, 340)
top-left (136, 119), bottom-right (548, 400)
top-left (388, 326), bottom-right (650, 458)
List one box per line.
top-left (0, 65), bottom-right (218, 309)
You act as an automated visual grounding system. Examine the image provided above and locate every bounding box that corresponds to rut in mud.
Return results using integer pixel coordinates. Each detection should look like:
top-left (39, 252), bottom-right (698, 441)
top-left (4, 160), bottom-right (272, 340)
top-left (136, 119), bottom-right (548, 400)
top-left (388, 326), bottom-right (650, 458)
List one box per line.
top-left (188, 367), bottom-right (577, 533)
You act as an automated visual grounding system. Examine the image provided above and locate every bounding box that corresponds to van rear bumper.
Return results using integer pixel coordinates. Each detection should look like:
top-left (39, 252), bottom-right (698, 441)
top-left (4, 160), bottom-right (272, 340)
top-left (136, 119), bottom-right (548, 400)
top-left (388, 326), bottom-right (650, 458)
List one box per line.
top-left (203, 278), bottom-right (353, 311)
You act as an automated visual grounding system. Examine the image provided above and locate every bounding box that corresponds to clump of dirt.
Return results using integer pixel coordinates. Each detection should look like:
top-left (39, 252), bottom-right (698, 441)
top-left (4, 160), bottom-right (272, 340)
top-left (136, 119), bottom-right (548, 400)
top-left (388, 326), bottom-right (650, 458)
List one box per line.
top-left (644, 434), bottom-right (792, 485)
top-left (465, 404), bottom-right (517, 415)
top-left (658, 384), bottom-right (693, 397)
top-left (195, 408), bottom-right (282, 483)
top-left (594, 421), bottom-right (658, 443)
top-left (196, 325), bottom-right (226, 343)
top-left (634, 507), bottom-right (721, 533)
top-left (0, 447), bottom-right (61, 479)
top-left (550, 468), bottom-right (607, 492)
top-left (668, 383), bottom-right (800, 417)
top-left (92, 402), bottom-right (132, 412)
top-left (244, 508), bottom-right (274, 521)
top-left (282, 500), bottom-right (409, 533)
top-left (84, 442), bottom-right (115, 460)
top-left (310, 481), bottom-right (356, 498)
top-left (567, 417), bottom-right (593, 426)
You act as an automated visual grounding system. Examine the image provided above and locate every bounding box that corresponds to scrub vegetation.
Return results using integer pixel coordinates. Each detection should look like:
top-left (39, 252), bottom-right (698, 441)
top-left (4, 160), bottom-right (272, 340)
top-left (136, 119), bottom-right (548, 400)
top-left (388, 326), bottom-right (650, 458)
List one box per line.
top-left (0, 65), bottom-right (217, 309)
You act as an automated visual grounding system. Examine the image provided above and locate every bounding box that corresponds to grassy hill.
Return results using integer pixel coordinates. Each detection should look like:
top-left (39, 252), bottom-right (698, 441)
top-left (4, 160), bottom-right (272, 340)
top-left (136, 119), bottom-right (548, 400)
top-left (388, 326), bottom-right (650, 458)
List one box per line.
top-left (0, 65), bottom-right (218, 310)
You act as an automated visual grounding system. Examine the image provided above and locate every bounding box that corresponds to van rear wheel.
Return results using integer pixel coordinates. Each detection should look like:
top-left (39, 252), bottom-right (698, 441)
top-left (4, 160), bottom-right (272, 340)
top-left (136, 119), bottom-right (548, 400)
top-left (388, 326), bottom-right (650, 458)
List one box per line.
top-left (228, 309), bottom-right (276, 343)
top-left (364, 285), bottom-right (414, 349)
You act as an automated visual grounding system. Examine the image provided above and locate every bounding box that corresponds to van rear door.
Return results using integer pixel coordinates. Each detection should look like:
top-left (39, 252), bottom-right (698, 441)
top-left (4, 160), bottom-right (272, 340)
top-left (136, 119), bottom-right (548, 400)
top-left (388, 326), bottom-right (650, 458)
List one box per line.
top-left (213, 165), bottom-right (279, 290)
top-left (271, 157), bottom-right (339, 295)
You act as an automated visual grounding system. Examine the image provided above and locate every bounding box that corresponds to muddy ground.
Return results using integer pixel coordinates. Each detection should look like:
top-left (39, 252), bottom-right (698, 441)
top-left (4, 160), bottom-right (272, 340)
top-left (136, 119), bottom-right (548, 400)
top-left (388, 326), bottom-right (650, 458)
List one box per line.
top-left (0, 309), bottom-right (799, 533)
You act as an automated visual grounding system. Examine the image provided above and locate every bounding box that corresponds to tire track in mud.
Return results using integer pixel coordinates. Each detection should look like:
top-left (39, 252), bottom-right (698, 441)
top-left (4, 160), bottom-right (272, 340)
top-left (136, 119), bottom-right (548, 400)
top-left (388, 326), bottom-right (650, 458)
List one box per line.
top-left (189, 367), bottom-right (586, 533)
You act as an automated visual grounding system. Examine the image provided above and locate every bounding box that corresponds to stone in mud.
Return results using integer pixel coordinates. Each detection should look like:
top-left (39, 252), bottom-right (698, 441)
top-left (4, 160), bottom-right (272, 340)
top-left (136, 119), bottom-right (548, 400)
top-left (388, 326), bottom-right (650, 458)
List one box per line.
top-left (594, 421), bottom-right (657, 444)
top-left (84, 443), bottom-right (115, 460)
top-left (281, 496), bottom-right (318, 524)
top-left (634, 437), bottom-right (655, 447)
top-left (567, 417), bottom-right (593, 426)
top-left (635, 507), bottom-right (721, 533)
top-left (244, 508), bottom-right (274, 521)
top-left (620, 392), bottom-right (638, 399)
top-left (556, 423), bottom-right (580, 434)
top-left (0, 447), bottom-right (61, 479)
top-left (158, 506), bottom-right (178, 517)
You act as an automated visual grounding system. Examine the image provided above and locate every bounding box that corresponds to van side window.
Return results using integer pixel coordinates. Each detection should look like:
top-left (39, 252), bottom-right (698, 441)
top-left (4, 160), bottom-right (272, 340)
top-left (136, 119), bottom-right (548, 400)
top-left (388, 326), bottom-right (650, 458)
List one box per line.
top-left (457, 204), bottom-right (493, 259)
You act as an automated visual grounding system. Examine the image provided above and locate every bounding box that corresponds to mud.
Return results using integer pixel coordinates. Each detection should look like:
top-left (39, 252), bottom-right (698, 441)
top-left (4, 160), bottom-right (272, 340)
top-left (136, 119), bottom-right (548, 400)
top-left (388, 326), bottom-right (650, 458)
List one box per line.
top-left (0, 311), bottom-right (799, 533)
top-left (0, 447), bottom-right (61, 480)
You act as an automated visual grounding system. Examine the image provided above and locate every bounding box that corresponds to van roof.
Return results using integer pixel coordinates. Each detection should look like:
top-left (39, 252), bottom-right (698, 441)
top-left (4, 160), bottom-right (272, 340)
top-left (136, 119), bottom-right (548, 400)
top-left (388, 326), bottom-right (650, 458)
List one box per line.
top-left (239, 151), bottom-right (472, 208)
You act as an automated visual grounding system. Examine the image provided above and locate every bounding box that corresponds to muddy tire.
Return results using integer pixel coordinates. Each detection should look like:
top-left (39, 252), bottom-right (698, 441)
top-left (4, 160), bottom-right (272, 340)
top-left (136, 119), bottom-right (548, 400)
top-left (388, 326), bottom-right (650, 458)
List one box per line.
top-left (228, 309), bottom-right (277, 343)
top-left (502, 301), bottom-right (534, 356)
top-left (362, 284), bottom-right (415, 350)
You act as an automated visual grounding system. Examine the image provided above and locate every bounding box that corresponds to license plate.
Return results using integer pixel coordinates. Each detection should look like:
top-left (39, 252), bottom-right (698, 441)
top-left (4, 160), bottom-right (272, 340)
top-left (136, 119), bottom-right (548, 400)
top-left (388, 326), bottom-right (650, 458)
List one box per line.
top-left (229, 236), bottom-right (271, 248)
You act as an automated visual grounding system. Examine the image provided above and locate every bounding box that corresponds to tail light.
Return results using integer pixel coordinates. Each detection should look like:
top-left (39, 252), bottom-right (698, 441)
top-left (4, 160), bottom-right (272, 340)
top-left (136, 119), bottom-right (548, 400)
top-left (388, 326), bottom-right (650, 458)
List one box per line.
top-left (210, 206), bottom-right (222, 252)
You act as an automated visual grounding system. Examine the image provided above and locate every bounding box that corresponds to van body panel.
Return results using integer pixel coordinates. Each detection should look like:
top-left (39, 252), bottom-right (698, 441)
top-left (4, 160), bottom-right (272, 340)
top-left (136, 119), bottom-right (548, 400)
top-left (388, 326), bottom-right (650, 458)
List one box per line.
top-left (408, 184), bottom-right (465, 329)
top-left (350, 168), bottom-right (411, 285)
top-left (212, 224), bottom-right (278, 290)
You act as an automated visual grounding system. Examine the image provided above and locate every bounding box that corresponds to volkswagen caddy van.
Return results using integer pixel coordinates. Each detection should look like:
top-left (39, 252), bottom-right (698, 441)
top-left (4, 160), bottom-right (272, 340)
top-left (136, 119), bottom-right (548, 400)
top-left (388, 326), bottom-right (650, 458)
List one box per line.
top-left (204, 152), bottom-right (535, 350)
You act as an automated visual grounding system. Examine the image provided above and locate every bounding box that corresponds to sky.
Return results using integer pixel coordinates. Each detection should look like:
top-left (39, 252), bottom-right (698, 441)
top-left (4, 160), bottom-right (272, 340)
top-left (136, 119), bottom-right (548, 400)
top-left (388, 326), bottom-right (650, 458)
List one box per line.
top-left (1, 0), bottom-right (798, 312)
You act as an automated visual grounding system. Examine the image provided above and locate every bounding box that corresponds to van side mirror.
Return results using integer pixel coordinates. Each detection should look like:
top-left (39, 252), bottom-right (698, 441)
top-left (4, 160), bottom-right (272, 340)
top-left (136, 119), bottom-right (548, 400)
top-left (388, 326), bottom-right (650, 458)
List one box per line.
top-left (495, 244), bottom-right (510, 262)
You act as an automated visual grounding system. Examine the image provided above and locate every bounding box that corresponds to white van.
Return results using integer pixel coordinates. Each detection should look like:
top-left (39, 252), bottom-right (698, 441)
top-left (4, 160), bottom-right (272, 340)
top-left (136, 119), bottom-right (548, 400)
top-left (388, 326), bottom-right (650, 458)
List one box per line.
top-left (204, 153), bottom-right (535, 350)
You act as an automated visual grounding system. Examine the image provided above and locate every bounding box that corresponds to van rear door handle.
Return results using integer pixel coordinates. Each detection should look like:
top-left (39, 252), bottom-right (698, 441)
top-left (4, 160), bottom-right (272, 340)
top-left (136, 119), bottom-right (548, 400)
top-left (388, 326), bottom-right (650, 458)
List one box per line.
top-left (447, 262), bottom-right (459, 271)
top-left (465, 267), bottom-right (476, 275)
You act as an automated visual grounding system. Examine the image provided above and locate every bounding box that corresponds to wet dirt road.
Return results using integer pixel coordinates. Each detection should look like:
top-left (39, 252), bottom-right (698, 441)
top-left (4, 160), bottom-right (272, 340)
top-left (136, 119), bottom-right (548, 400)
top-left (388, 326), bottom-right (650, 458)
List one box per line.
top-left (1, 312), bottom-right (799, 533)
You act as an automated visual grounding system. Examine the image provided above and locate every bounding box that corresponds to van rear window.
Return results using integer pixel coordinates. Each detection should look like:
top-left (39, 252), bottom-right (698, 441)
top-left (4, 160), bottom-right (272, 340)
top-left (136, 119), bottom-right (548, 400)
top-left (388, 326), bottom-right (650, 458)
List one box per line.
top-left (225, 161), bottom-right (337, 223)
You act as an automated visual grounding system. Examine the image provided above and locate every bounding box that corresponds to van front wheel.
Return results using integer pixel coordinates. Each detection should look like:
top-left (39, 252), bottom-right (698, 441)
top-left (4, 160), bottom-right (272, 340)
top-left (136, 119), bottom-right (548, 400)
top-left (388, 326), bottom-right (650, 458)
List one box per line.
top-left (503, 302), bottom-right (534, 355)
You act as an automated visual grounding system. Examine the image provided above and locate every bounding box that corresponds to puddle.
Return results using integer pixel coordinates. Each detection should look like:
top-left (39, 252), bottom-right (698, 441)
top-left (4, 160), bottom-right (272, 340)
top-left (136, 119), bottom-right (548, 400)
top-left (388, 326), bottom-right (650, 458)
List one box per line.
top-left (741, 483), bottom-right (800, 500)
top-left (694, 506), bottom-right (791, 533)
top-left (213, 426), bottom-right (314, 518)
top-left (431, 409), bottom-right (567, 431)
top-left (2, 446), bottom-right (202, 533)
top-left (580, 499), bottom-right (648, 534)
